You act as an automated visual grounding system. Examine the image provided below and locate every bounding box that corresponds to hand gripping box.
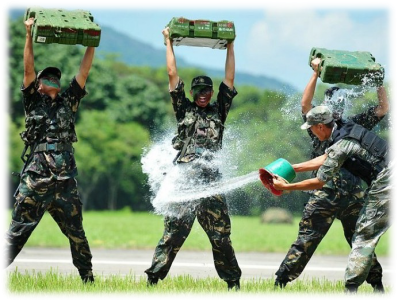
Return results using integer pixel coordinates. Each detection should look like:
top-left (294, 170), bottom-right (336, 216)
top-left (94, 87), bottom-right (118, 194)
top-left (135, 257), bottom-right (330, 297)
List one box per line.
top-left (25, 7), bottom-right (101, 47)
top-left (309, 47), bottom-right (384, 86)
top-left (166, 17), bottom-right (235, 49)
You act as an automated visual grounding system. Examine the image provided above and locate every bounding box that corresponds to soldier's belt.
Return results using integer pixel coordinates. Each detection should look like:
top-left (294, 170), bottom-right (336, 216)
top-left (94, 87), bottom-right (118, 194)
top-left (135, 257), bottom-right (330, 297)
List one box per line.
top-left (34, 142), bottom-right (74, 153)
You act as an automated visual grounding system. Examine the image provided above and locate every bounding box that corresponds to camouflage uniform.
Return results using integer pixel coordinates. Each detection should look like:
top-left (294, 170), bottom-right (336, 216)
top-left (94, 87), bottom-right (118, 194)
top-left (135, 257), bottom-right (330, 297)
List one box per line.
top-left (145, 79), bottom-right (241, 285)
top-left (318, 137), bottom-right (390, 289)
top-left (275, 107), bottom-right (384, 286)
top-left (6, 77), bottom-right (93, 281)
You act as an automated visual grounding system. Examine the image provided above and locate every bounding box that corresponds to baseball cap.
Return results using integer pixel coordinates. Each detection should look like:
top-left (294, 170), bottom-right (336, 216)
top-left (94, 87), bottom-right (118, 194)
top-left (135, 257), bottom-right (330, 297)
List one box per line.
top-left (300, 105), bottom-right (333, 129)
top-left (191, 75), bottom-right (213, 89)
top-left (37, 67), bottom-right (62, 80)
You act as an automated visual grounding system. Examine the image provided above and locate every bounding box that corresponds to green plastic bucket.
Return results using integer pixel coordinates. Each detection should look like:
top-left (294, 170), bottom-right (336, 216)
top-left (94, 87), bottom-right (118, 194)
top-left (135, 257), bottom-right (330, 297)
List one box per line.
top-left (259, 158), bottom-right (296, 196)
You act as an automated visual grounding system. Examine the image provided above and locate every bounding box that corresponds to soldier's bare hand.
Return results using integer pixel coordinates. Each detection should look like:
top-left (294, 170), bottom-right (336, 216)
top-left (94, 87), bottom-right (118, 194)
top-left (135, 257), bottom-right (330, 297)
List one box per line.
top-left (24, 17), bottom-right (34, 31)
top-left (272, 175), bottom-right (287, 190)
top-left (311, 57), bottom-right (322, 72)
top-left (162, 27), bottom-right (170, 39)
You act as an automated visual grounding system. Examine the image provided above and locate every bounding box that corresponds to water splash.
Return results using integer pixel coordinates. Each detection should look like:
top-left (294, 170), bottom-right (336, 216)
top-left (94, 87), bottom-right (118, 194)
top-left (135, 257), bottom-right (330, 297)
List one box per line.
top-left (281, 84), bottom-right (386, 122)
top-left (141, 126), bottom-right (262, 217)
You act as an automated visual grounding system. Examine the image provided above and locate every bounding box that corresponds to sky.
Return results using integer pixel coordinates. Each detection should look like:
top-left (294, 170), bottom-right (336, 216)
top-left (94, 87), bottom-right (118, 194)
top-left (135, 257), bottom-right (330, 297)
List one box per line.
top-left (3, 1), bottom-right (394, 91)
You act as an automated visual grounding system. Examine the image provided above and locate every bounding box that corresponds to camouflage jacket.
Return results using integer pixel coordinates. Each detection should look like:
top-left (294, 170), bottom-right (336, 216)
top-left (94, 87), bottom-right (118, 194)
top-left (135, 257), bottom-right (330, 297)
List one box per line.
top-left (303, 106), bottom-right (384, 191)
top-left (170, 79), bottom-right (237, 163)
top-left (317, 137), bottom-right (387, 185)
top-left (19, 77), bottom-right (87, 179)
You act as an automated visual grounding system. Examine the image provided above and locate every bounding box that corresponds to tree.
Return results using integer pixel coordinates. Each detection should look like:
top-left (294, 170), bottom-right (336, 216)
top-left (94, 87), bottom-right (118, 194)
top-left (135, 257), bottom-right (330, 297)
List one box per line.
top-left (75, 110), bottom-right (150, 210)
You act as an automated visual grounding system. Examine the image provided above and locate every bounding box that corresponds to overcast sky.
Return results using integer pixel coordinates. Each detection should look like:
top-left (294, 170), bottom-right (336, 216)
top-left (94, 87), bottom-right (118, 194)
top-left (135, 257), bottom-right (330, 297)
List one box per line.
top-left (4, 1), bottom-right (395, 91)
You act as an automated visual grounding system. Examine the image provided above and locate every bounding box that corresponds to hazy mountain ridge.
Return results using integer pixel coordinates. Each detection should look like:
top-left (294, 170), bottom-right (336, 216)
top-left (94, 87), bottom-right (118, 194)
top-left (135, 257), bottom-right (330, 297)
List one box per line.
top-left (2, 2), bottom-right (296, 94)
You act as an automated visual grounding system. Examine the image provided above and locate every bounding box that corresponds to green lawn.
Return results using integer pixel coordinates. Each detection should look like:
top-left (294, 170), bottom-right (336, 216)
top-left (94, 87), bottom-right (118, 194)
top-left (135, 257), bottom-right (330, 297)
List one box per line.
top-left (8, 270), bottom-right (384, 294)
top-left (9, 209), bottom-right (389, 255)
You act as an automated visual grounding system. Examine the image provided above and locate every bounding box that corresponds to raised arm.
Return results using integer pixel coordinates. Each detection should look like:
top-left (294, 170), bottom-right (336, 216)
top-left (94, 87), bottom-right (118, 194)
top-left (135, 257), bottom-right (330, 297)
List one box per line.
top-left (301, 57), bottom-right (321, 115)
top-left (75, 47), bottom-right (95, 89)
top-left (374, 85), bottom-right (389, 118)
top-left (162, 27), bottom-right (179, 90)
top-left (23, 18), bottom-right (36, 88)
top-left (223, 42), bottom-right (235, 89)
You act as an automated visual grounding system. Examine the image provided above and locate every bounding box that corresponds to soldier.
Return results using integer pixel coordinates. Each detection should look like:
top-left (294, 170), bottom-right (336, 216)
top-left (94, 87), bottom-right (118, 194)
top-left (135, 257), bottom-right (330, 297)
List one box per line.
top-left (274, 58), bottom-right (388, 292)
top-left (5, 17), bottom-right (95, 283)
top-left (272, 105), bottom-right (391, 293)
top-left (144, 27), bottom-right (241, 290)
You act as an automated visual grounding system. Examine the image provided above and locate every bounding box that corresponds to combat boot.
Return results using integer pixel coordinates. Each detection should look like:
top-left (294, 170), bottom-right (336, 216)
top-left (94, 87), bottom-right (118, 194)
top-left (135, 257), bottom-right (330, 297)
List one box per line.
top-left (227, 279), bottom-right (240, 291)
top-left (274, 278), bottom-right (287, 289)
top-left (371, 281), bottom-right (385, 293)
top-left (147, 276), bottom-right (159, 287)
top-left (344, 284), bottom-right (358, 293)
top-left (81, 275), bottom-right (95, 284)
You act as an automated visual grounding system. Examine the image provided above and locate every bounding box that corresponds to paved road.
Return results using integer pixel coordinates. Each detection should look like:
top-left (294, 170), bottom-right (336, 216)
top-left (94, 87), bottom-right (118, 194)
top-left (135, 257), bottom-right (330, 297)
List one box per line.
top-left (6, 247), bottom-right (392, 286)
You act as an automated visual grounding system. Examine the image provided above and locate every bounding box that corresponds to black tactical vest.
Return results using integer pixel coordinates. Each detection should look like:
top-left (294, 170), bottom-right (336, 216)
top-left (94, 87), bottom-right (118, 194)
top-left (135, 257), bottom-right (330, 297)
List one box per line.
top-left (330, 120), bottom-right (388, 185)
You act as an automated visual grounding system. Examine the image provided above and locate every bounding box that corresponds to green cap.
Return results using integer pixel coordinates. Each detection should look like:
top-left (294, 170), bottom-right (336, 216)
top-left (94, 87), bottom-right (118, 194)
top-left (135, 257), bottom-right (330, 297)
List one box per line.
top-left (191, 75), bottom-right (213, 89)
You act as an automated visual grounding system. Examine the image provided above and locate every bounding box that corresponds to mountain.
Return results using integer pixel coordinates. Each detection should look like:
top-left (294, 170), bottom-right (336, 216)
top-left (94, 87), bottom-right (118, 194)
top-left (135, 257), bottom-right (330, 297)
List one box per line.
top-left (10, 8), bottom-right (297, 93)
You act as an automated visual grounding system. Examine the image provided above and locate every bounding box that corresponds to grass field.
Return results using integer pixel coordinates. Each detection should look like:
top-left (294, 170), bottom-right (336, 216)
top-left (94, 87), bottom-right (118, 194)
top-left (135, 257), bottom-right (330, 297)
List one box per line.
top-left (6, 209), bottom-right (390, 295)
top-left (15, 209), bottom-right (389, 255)
top-left (7, 270), bottom-right (384, 294)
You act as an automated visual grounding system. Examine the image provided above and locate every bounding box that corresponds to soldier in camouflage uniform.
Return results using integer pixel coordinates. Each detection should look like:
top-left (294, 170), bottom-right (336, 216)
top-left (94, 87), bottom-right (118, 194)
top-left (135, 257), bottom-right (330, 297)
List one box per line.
top-left (144, 27), bottom-right (241, 290)
top-left (273, 105), bottom-right (391, 293)
top-left (5, 17), bottom-right (95, 283)
top-left (274, 58), bottom-right (389, 292)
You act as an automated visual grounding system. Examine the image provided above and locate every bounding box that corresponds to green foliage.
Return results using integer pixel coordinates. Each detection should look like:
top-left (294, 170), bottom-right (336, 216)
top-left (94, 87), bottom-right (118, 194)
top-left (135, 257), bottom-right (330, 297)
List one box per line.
top-left (7, 16), bottom-right (391, 214)
top-left (75, 111), bottom-right (150, 210)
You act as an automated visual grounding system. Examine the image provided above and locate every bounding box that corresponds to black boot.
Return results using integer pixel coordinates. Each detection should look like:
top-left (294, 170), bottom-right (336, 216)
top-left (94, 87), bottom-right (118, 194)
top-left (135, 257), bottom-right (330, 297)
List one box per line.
top-left (274, 279), bottom-right (287, 289)
top-left (227, 280), bottom-right (240, 291)
top-left (371, 282), bottom-right (385, 293)
top-left (147, 276), bottom-right (159, 287)
top-left (344, 284), bottom-right (358, 293)
top-left (81, 275), bottom-right (94, 284)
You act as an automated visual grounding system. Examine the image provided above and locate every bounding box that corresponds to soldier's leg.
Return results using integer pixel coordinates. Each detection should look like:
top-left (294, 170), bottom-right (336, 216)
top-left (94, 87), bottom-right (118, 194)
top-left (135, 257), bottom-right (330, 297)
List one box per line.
top-left (339, 199), bottom-right (384, 291)
top-left (196, 194), bottom-right (241, 289)
top-left (345, 168), bottom-right (390, 291)
top-left (47, 178), bottom-right (93, 282)
top-left (275, 188), bottom-right (337, 286)
top-left (5, 173), bottom-right (49, 266)
top-left (145, 211), bottom-right (196, 282)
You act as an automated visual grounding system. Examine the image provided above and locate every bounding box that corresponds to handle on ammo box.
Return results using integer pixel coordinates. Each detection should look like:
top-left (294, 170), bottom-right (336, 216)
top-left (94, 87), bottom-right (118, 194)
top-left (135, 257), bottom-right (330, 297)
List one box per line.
top-left (54, 28), bottom-right (62, 38)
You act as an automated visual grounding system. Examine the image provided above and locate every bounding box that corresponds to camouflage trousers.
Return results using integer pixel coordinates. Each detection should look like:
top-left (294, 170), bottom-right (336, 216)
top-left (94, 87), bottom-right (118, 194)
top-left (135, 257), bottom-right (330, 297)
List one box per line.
top-left (275, 186), bottom-right (383, 285)
top-left (145, 193), bottom-right (242, 282)
top-left (345, 165), bottom-right (391, 287)
top-left (5, 172), bottom-right (93, 279)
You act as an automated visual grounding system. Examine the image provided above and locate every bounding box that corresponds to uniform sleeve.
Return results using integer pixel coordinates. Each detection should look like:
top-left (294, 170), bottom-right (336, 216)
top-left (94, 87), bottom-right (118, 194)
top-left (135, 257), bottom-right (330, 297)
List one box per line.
top-left (349, 106), bottom-right (384, 130)
top-left (61, 77), bottom-right (87, 112)
top-left (316, 139), bottom-right (354, 183)
top-left (170, 79), bottom-right (191, 121)
top-left (217, 81), bottom-right (237, 124)
top-left (20, 80), bottom-right (40, 114)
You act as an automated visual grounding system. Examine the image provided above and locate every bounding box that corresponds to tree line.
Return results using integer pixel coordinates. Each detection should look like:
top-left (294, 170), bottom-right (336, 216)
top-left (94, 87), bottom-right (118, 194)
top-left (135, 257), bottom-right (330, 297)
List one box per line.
top-left (7, 17), bottom-right (390, 215)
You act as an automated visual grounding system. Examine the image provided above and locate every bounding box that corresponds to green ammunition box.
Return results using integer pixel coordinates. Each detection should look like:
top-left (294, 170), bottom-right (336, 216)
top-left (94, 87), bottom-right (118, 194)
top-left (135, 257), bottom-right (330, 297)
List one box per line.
top-left (309, 47), bottom-right (384, 86)
top-left (167, 17), bottom-right (235, 49)
top-left (25, 7), bottom-right (101, 47)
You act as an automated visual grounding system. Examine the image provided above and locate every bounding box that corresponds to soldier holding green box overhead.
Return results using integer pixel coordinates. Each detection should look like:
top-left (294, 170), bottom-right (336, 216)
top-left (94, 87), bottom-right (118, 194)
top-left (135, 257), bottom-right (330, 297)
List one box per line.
top-left (5, 17), bottom-right (95, 284)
